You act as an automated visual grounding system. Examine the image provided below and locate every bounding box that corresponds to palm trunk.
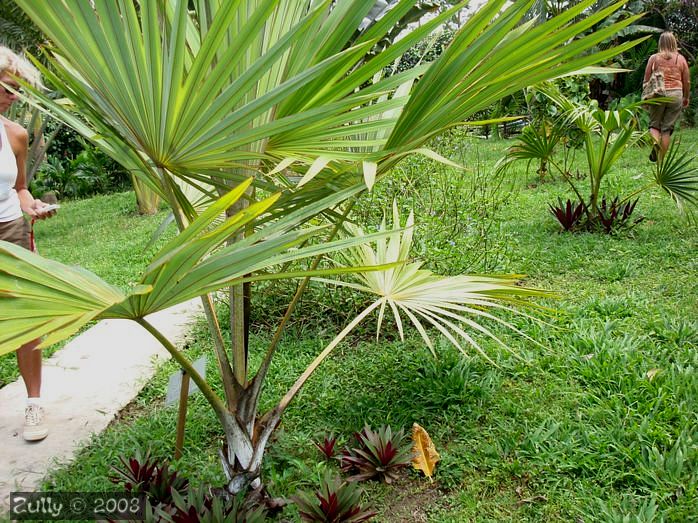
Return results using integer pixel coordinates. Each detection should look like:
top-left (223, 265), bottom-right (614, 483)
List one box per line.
top-left (131, 175), bottom-right (161, 215)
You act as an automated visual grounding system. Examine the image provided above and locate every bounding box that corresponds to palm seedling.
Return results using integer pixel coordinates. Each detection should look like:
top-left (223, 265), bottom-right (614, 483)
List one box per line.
top-left (515, 87), bottom-right (698, 231)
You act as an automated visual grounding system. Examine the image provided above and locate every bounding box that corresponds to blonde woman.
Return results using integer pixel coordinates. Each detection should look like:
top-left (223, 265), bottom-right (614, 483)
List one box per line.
top-left (0, 46), bottom-right (56, 441)
top-left (644, 31), bottom-right (691, 161)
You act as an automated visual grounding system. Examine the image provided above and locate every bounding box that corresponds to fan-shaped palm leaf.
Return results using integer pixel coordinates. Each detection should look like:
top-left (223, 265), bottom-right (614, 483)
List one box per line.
top-left (315, 204), bottom-right (550, 363)
top-left (0, 181), bottom-right (392, 356)
top-left (18, 0), bottom-right (645, 220)
top-left (654, 141), bottom-right (698, 209)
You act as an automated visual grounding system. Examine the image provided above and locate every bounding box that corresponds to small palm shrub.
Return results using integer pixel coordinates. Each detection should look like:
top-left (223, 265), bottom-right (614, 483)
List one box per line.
top-left (292, 474), bottom-right (375, 523)
top-left (506, 92), bottom-right (698, 233)
top-left (339, 425), bottom-right (413, 484)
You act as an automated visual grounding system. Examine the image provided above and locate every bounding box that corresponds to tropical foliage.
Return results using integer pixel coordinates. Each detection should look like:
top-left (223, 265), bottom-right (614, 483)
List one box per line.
top-left (2, 0), bottom-right (645, 497)
top-left (292, 474), bottom-right (375, 523)
top-left (504, 89), bottom-right (698, 231)
top-left (339, 425), bottom-right (413, 484)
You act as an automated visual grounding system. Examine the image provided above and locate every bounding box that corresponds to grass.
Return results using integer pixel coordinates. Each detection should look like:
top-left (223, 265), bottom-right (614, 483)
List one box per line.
top-left (16, 129), bottom-right (698, 522)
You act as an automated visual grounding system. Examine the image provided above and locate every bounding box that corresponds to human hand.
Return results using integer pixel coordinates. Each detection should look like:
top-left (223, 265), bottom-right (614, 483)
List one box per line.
top-left (683, 97), bottom-right (690, 108)
top-left (31, 200), bottom-right (59, 220)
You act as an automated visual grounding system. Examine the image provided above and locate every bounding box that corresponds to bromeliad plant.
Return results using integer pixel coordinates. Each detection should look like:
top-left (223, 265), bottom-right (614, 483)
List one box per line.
top-left (314, 433), bottom-right (341, 461)
top-left (161, 486), bottom-right (268, 523)
top-left (292, 474), bottom-right (376, 523)
top-left (2, 0), bottom-right (645, 498)
top-left (110, 451), bottom-right (190, 507)
top-left (339, 426), bottom-right (413, 484)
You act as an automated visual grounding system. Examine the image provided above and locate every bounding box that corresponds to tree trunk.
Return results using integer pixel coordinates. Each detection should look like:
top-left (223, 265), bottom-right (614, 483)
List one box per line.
top-left (132, 175), bottom-right (160, 215)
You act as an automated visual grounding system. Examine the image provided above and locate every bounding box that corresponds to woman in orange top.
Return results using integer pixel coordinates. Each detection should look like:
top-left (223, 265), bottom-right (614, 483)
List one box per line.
top-left (644, 32), bottom-right (691, 161)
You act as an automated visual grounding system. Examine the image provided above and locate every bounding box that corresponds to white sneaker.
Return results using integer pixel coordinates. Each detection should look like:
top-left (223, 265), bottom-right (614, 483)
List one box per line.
top-left (23, 404), bottom-right (48, 441)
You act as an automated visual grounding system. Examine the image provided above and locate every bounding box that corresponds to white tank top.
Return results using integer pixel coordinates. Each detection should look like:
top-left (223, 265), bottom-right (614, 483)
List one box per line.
top-left (0, 121), bottom-right (22, 222)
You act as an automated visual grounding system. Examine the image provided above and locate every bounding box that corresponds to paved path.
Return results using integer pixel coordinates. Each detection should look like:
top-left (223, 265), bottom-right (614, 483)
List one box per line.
top-left (0, 299), bottom-right (202, 515)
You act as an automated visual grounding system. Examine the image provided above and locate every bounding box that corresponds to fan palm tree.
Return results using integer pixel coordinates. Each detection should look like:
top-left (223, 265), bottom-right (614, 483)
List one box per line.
top-left (3, 0), bottom-right (644, 495)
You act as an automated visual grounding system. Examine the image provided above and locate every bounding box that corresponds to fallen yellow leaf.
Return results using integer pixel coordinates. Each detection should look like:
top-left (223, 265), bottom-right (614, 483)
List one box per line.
top-left (412, 423), bottom-right (440, 481)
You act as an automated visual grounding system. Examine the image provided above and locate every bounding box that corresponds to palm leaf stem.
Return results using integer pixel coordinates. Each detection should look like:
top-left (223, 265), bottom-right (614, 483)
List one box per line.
top-left (620, 182), bottom-right (654, 205)
top-left (201, 292), bottom-right (239, 408)
top-left (248, 199), bottom-right (357, 416)
top-left (553, 159), bottom-right (587, 212)
top-left (136, 317), bottom-right (228, 421)
top-left (260, 299), bottom-right (383, 430)
top-left (158, 165), bottom-right (237, 406)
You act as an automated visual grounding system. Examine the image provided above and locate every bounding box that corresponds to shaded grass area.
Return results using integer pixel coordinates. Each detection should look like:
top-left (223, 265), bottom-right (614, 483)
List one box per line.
top-left (40, 130), bottom-right (697, 522)
top-left (0, 192), bottom-right (173, 386)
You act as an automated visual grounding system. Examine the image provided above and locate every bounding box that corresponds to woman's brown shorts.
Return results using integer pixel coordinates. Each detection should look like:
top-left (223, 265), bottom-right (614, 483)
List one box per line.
top-left (0, 216), bottom-right (31, 250)
top-left (648, 89), bottom-right (684, 133)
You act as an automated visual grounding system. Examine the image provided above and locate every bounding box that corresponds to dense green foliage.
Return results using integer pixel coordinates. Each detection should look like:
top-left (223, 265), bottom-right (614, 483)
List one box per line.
top-left (36, 130), bottom-right (697, 522)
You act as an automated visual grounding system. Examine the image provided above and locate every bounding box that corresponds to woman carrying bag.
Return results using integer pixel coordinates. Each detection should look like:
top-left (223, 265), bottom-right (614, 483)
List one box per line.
top-left (643, 31), bottom-right (691, 162)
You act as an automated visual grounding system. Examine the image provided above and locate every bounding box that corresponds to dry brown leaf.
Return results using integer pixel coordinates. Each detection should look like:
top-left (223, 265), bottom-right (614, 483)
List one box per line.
top-left (412, 423), bottom-right (440, 481)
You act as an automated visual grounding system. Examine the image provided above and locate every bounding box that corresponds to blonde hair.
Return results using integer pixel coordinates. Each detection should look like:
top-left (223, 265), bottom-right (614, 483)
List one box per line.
top-left (0, 45), bottom-right (42, 87)
top-left (658, 32), bottom-right (678, 57)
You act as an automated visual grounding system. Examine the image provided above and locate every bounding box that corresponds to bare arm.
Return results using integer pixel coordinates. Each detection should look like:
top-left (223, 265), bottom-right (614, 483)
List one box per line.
top-left (643, 55), bottom-right (654, 83)
top-left (681, 56), bottom-right (690, 107)
top-left (9, 123), bottom-right (54, 220)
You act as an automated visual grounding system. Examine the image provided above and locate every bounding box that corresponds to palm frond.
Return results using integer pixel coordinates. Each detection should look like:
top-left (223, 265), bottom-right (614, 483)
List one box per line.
top-left (0, 241), bottom-right (128, 356)
top-left (654, 141), bottom-right (698, 209)
top-left (317, 204), bottom-right (551, 361)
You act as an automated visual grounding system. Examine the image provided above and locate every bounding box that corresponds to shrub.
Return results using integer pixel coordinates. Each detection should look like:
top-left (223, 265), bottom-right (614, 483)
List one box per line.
top-left (110, 450), bottom-right (188, 506)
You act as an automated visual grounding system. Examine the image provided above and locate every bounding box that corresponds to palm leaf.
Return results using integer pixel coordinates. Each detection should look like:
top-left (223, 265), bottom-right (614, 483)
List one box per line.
top-left (316, 204), bottom-right (551, 361)
top-left (654, 141), bottom-right (698, 208)
top-left (18, 0), bottom-right (645, 217)
top-left (0, 178), bottom-right (402, 355)
top-left (0, 241), bottom-right (128, 355)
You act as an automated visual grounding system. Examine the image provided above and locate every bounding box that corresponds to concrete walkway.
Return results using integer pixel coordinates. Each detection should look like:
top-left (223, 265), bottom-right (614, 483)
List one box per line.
top-left (0, 299), bottom-right (202, 514)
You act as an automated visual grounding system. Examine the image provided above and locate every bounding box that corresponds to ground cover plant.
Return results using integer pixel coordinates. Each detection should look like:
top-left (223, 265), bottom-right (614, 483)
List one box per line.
top-left (0, 0), bottom-right (645, 505)
top-left (36, 129), bottom-right (698, 521)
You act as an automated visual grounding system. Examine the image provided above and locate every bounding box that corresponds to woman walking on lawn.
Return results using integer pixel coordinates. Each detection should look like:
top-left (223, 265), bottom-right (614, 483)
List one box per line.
top-left (0, 46), bottom-right (56, 441)
top-left (644, 31), bottom-right (691, 162)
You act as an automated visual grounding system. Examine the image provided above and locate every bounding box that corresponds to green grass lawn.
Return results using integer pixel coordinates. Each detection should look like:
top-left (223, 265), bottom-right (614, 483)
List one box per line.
top-left (19, 129), bottom-right (698, 522)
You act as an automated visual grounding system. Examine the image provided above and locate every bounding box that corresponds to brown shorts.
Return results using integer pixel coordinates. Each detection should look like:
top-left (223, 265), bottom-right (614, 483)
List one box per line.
top-left (648, 89), bottom-right (684, 133)
top-left (0, 216), bottom-right (31, 250)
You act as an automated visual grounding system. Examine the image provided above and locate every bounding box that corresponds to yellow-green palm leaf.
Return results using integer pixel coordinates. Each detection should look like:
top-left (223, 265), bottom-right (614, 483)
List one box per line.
top-left (0, 241), bottom-right (128, 355)
top-left (0, 181), bottom-right (388, 356)
top-left (317, 204), bottom-right (550, 361)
